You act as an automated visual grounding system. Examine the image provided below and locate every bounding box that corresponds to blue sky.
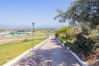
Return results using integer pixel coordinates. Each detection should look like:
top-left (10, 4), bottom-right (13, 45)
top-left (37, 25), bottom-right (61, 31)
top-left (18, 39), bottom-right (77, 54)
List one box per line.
top-left (0, 0), bottom-right (73, 28)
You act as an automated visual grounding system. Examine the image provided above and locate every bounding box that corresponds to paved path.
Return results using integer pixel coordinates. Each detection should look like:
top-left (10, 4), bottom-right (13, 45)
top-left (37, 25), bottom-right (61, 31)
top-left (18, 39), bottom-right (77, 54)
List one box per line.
top-left (15, 36), bottom-right (81, 66)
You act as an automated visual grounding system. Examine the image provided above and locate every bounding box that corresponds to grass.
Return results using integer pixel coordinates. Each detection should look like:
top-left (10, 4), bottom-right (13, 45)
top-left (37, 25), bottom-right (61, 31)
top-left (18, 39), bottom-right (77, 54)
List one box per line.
top-left (0, 31), bottom-right (49, 42)
top-left (0, 38), bottom-right (44, 65)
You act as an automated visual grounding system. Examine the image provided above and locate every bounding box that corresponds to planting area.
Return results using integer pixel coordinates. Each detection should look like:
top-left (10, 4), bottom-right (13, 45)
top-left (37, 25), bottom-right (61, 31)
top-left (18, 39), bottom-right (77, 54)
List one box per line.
top-left (0, 38), bottom-right (44, 65)
top-left (55, 27), bottom-right (99, 65)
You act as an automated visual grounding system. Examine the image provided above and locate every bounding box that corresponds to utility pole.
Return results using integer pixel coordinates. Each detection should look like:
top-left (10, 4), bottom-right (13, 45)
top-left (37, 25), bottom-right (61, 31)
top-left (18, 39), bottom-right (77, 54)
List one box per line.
top-left (32, 22), bottom-right (35, 41)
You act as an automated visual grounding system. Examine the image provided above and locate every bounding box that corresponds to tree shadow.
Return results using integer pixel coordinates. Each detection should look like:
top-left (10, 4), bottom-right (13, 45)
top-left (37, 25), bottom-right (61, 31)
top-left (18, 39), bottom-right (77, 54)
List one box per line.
top-left (16, 48), bottom-right (81, 66)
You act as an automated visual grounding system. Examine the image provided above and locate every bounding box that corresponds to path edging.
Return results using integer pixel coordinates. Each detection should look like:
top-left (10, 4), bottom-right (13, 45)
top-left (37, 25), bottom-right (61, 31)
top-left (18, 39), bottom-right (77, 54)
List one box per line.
top-left (56, 38), bottom-right (88, 66)
top-left (67, 47), bottom-right (88, 66)
top-left (3, 38), bottom-right (49, 66)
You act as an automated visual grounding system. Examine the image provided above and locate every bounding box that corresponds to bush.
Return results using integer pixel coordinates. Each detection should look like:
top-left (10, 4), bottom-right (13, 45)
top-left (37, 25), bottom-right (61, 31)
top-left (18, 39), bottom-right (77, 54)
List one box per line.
top-left (70, 44), bottom-right (81, 54)
top-left (55, 27), bottom-right (80, 41)
top-left (74, 33), bottom-right (96, 60)
top-left (65, 27), bottom-right (80, 40)
top-left (64, 41), bottom-right (72, 48)
top-left (55, 32), bottom-right (59, 38)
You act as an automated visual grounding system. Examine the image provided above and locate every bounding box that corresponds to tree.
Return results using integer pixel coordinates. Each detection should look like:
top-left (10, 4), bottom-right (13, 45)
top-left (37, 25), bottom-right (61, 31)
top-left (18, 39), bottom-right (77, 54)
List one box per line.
top-left (55, 0), bottom-right (98, 60)
top-left (56, 0), bottom-right (99, 28)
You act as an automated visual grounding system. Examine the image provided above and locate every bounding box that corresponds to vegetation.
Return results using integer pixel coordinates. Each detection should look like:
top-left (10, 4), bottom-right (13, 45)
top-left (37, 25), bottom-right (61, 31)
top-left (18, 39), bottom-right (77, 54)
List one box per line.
top-left (0, 38), bottom-right (44, 65)
top-left (55, 0), bottom-right (99, 61)
top-left (55, 27), bottom-right (79, 44)
top-left (74, 33), bottom-right (96, 60)
top-left (55, 26), bottom-right (96, 60)
top-left (56, 0), bottom-right (99, 28)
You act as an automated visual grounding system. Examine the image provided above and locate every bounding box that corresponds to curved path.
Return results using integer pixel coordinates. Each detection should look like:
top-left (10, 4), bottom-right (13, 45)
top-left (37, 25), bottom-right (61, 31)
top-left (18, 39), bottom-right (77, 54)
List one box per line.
top-left (15, 36), bottom-right (81, 66)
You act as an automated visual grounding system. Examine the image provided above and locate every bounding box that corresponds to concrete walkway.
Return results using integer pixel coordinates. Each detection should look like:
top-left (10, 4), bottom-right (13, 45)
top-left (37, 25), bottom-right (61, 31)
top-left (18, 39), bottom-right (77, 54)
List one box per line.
top-left (15, 36), bottom-right (81, 66)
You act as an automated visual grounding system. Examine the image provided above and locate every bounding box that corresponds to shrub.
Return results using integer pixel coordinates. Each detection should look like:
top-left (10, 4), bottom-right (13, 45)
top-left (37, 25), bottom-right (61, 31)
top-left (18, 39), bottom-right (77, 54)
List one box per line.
top-left (70, 43), bottom-right (81, 54)
top-left (55, 27), bottom-right (80, 41)
top-left (55, 32), bottom-right (59, 38)
top-left (64, 41), bottom-right (72, 48)
top-left (65, 27), bottom-right (80, 40)
top-left (74, 33), bottom-right (96, 60)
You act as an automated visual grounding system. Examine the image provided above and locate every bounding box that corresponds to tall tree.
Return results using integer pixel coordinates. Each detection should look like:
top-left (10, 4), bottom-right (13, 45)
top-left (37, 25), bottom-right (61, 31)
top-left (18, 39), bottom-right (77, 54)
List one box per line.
top-left (56, 0), bottom-right (99, 28)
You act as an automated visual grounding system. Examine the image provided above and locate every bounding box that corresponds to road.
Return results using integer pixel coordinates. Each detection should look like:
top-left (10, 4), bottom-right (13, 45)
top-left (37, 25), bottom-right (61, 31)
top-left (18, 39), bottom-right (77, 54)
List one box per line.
top-left (15, 36), bottom-right (81, 66)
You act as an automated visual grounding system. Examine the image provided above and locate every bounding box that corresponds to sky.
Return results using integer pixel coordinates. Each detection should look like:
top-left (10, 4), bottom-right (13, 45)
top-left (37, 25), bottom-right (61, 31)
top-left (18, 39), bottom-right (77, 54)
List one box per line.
top-left (0, 0), bottom-right (73, 28)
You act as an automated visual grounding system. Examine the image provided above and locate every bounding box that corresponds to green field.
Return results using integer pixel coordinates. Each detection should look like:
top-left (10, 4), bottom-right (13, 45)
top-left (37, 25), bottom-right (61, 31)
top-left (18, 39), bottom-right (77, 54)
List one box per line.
top-left (0, 38), bottom-right (44, 65)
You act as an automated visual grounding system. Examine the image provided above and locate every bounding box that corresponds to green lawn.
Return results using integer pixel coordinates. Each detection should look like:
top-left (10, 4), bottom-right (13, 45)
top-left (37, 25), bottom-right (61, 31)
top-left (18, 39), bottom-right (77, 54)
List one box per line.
top-left (0, 38), bottom-right (44, 65)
